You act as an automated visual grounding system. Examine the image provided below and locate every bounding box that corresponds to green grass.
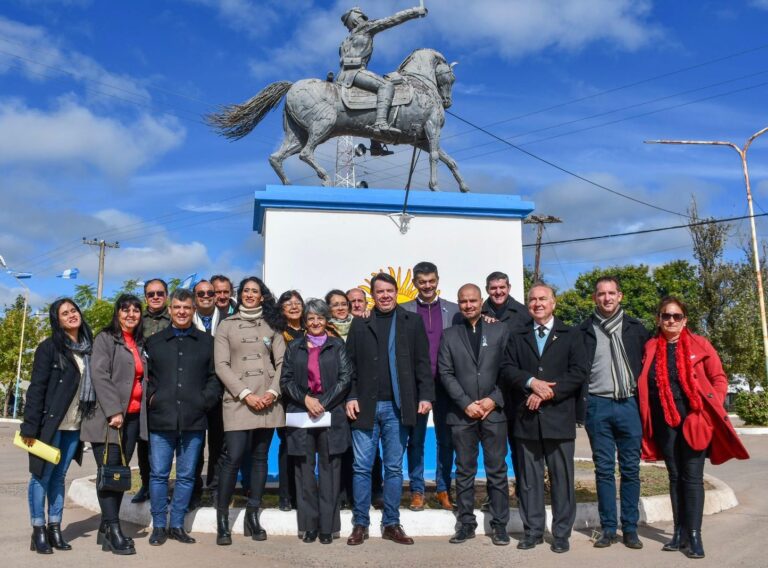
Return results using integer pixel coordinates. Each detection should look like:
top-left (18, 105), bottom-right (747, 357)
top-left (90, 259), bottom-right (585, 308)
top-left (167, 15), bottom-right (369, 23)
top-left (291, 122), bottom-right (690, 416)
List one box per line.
top-left (115, 460), bottom-right (689, 509)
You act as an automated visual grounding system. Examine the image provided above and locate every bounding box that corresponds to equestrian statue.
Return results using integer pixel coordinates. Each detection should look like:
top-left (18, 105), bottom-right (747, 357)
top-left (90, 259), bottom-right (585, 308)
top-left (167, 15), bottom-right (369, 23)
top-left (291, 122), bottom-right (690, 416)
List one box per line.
top-left (207, 3), bottom-right (470, 192)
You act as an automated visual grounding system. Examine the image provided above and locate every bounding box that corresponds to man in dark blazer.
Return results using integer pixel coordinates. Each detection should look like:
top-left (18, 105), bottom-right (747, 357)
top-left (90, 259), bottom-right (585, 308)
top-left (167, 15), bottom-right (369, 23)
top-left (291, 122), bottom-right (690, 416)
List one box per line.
top-left (345, 272), bottom-right (433, 546)
top-left (401, 260), bottom-right (461, 511)
top-left (481, 271), bottom-right (531, 330)
top-left (144, 288), bottom-right (222, 546)
top-left (578, 276), bottom-right (649, 549)
top-left (501, 282), bottom-right (587, 554)
top-left (438, 284), bottom-right (510, 545)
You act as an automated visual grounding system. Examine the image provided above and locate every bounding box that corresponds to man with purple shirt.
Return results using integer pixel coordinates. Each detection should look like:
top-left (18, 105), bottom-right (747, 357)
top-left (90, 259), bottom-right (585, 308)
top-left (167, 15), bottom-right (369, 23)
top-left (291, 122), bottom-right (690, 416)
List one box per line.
top-left (402, 261), bottom-right (461, 511)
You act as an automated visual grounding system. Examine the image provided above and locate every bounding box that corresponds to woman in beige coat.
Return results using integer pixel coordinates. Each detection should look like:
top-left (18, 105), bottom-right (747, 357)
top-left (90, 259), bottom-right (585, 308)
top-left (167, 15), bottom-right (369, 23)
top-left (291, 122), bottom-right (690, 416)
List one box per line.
top-left (214, 277), bottom-right (286, 545)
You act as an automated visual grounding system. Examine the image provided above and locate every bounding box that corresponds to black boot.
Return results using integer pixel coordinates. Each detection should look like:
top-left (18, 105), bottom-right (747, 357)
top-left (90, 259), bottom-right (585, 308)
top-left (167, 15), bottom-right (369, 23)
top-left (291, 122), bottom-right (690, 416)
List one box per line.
top-left (46, 523), bottom-right (71, 551)
top-left (97, 520), bottom-right (133, 546)
top-left (686, 530), bottom-right (705, 559)
top-left (243, 507), bottom-right (266, 541)
top-left (30, 526), bottom-right (52, 554)
top-left (101, 522), bottom-right (136, 555)
top-left (662, 525), bottom-right (688, 551)
top-left (216, 510), bottom-right (232, 546)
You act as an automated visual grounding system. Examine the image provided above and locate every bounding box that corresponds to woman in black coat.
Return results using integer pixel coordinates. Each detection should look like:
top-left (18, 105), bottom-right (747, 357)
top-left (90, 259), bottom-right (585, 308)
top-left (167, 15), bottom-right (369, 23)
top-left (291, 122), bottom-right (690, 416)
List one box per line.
top-left (21, 298), bottom-right (94, 554)
top-left (280, 299), bottom-right (352, 544)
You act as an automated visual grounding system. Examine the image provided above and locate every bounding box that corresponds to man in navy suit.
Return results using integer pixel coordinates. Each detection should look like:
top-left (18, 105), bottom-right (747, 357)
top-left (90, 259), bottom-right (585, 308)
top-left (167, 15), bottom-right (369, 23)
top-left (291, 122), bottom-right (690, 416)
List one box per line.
top-left (502, 282), bottom-right (587, 554)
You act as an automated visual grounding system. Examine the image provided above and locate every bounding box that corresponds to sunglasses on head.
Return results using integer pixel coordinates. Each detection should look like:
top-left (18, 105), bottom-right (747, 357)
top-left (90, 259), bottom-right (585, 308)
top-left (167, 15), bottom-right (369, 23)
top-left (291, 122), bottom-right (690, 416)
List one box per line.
top-left (660, 312), bottom-right (685, 322)
top-left (196, 290), bottom-right (215, 298)
top-left (146, 291), bottom-right (166, 298)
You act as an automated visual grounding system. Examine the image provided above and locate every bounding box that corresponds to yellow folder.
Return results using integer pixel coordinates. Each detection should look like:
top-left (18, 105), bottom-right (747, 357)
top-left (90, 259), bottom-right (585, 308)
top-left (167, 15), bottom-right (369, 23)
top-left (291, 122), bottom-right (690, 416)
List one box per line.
top-left (13, 431), bottom-right (61, 465)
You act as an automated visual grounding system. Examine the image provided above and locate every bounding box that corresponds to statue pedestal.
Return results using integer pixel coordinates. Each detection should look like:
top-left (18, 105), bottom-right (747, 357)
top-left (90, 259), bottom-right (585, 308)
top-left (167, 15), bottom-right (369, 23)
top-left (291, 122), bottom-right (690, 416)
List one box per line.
top-left (253, 185), bottom-right (535, 302)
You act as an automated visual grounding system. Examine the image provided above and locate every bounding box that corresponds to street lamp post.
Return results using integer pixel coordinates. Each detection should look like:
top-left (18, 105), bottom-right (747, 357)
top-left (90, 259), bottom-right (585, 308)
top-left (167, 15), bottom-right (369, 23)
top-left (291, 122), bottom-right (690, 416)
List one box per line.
top-left (645, 126), bottom-right (768, 383)
top-left (0, 255), bottom-right (30, 419)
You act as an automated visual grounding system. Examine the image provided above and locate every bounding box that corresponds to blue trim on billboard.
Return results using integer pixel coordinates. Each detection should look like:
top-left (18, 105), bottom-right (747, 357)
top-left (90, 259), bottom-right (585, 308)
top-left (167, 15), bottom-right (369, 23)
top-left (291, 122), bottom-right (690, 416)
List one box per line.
top-left (253, 185), bottom-right (535, 233)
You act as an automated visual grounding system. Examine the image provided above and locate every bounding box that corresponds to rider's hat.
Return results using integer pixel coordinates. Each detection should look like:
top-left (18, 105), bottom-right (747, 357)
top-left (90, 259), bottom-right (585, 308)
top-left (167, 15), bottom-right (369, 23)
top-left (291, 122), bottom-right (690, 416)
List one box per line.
top-left (341, 7), bottom-right (367, 27)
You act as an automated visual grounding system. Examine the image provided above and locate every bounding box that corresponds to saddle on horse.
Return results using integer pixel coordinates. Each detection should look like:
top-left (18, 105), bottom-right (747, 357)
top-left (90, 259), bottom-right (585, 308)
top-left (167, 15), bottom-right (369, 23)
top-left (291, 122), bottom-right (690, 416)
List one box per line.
top-left (340, 72), bottom-right (414, 110)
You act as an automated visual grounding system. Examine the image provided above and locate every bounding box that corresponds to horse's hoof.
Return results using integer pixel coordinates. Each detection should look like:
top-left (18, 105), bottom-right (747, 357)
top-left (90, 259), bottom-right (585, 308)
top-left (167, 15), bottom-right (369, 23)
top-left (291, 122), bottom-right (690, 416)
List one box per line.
top-left (460, 186), bottom-right (470, 193)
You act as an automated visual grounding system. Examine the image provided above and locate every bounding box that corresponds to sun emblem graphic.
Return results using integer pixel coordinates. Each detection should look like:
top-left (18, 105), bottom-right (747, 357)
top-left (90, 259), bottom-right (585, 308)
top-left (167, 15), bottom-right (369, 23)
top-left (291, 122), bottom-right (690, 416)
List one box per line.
top-left (359, 267), bottom-right (439, 308)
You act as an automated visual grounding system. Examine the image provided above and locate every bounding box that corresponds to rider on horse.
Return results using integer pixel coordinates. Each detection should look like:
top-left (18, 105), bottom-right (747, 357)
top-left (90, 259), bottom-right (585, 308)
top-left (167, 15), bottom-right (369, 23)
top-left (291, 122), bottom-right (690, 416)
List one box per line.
top-left (338, 5), bottom-right (427, 136)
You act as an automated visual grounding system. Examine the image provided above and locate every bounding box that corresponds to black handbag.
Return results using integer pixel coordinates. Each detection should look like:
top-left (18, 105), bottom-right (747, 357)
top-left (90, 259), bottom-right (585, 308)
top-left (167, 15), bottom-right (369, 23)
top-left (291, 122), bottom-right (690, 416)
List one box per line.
top-left (96, 427), bottom-right (132, 492)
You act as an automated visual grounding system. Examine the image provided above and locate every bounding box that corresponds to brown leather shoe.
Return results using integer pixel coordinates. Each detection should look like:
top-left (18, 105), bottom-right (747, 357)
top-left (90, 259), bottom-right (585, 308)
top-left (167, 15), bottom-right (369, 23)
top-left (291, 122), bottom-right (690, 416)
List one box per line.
top-left (382, 525), bottom-right (414, 545)
top-left (409, 493), bottom-right (425, 511)
top-left (435, 491), bottom-right (454, 511)
top-left (346, 525), bottom-right (369, 546)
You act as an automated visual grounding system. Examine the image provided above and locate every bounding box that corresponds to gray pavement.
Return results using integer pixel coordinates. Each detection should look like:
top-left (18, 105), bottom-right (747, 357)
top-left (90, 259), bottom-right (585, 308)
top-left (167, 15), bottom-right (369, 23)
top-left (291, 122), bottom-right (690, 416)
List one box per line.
top-left (1, 421), bottom-right (766, 567)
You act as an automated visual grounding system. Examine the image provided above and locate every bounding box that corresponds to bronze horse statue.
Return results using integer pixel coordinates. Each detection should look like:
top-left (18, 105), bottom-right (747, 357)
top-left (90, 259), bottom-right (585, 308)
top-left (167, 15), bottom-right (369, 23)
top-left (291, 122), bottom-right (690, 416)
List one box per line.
top-left (208, 48), bottom-right (469, 192)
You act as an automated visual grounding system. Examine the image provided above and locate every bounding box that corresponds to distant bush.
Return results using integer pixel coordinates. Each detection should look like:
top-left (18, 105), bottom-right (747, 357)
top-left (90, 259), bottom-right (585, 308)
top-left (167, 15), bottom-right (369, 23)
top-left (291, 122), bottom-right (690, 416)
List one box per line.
top-left (733, 391), bottom-right (768, 426)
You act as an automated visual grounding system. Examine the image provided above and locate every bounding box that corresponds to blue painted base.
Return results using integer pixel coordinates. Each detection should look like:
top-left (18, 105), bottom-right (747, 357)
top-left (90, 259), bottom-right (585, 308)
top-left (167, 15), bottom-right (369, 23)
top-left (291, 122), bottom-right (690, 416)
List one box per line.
top-left (263, 426), bottom-right (516, 481)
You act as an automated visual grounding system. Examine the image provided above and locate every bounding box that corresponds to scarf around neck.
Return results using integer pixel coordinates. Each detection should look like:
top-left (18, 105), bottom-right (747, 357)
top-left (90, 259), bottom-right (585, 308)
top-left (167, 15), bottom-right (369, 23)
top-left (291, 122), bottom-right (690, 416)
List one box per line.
top-left (330, 315), bottom-right (353, 339)
top-left (65, 334), bottom-right (96, 419)
top-left (653, 327), bottom-right (702, 427)
top-left (239, 305), bottom-right (263, 320)
top-left (593, 307), bottom-right (634, 399)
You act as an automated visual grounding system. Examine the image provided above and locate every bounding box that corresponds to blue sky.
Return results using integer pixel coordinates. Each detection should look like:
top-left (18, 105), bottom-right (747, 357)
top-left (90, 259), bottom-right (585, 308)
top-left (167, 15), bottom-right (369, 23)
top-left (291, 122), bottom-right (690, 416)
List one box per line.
top-left (3, 0), bottom-right (768, 307)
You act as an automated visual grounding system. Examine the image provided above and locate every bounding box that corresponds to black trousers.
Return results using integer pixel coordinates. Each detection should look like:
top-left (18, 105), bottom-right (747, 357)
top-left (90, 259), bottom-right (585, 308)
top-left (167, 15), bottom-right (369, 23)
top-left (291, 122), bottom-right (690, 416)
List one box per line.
top-left (277, 427), bottom-right (297, 506)
top-left (91, 413), bottom-right (140, 523)
top-left (515, 437), bottom-right (576, 539)
top-left (192, 401), bottom-right (225, 495)
top-left (217, 428), bottom-right (273, 510)
top-left (652, 411), bottom-right (706, 532)
top-left (339, 447), bottom-right (354, 505)
top-left (452, 419), bottom-right (509, 529)
top-left (136, 438), bottom-right (150, 488)
top-left (294, 428), bottom-right (342, 534)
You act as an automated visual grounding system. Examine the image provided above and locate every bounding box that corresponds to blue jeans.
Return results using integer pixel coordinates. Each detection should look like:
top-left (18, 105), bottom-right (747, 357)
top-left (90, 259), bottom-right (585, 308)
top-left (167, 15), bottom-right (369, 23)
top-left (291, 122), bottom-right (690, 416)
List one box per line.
top-left (406, 413), bottom-right (428, 494)
top-left (28, 430), bottom-right (81, 527)
top-left (585, 395), bottom-right (642, 533)
top-left (352, 401), bottom-right (409, 527)
top-left (149, 430), bottom-right (204, 528)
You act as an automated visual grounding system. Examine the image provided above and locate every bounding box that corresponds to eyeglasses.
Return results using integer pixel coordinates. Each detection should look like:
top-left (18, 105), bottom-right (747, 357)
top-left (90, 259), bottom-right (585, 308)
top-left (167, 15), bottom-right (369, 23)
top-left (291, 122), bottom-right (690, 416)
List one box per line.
top-left (660, 312), bottom-right (685, 322)
top-left (330, 302), bottom-right (348, 309)
top-left (196, 290), bottom-right (215, 298)
top-left (283, 301), bottom-right (303, 308)
top-left (146, 291), bottom-right (166, 298)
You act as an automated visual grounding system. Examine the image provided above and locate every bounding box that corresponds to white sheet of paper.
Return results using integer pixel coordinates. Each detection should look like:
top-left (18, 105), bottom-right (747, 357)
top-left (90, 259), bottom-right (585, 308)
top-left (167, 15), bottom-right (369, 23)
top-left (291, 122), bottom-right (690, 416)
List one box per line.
top-left (285, 412), bottom-right (331, 428)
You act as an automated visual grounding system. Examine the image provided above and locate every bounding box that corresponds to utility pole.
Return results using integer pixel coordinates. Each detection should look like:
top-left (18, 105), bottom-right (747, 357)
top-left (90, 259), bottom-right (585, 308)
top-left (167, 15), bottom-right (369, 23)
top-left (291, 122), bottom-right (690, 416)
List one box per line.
top-left (524, 215), bottom-right (562, 282)
top-left (83, 238), bottom-right (119, 300)
top-left (646, 126), bottom-right (768, 383)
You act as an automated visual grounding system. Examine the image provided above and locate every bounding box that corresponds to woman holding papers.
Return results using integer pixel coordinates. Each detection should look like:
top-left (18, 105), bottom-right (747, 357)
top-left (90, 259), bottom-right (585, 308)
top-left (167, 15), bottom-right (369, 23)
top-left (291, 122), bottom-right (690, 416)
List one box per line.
top-left (79, 294), bottom-right (147, 556)
top-left (214, 277), bottom-right (286, 545)
top-left (21, 298), bottom-right (93, 554)
top-left (280, 299), bottom-right (352, 544)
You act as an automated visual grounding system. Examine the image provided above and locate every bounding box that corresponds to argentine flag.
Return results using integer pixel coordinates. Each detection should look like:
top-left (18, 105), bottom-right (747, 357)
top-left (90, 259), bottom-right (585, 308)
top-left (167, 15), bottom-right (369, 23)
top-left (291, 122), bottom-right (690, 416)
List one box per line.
top-left (57, 268), bottom-right (79, 279)
top-left (179, 273), bottom-right (197, 290)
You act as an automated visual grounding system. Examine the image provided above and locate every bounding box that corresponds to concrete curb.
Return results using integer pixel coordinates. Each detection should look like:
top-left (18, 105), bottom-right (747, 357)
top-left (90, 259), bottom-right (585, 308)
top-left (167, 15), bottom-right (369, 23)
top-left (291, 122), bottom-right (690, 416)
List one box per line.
top-left (68, 465), bottom-right (739, 537)
top-left (0, 418), bottom-right (21, 424)
top-left (735, 427), bottom-right (768, 435)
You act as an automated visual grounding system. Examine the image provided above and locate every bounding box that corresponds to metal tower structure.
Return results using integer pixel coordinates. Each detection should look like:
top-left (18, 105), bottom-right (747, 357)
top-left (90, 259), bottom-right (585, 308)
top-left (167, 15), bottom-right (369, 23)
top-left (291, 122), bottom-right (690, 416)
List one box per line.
top-left (334, 135), bottom-right (356, 187)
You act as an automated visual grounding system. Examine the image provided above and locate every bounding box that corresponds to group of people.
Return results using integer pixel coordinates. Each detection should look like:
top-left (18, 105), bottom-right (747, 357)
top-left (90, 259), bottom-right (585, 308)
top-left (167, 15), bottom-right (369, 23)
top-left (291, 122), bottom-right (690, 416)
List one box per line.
top-left (19, 262), bottom-right (748, 559)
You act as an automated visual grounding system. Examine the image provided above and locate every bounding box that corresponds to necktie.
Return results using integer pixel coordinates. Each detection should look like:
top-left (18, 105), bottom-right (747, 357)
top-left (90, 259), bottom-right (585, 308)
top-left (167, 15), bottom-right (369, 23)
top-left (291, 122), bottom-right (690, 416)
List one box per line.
top-left (537, 325), bottom-right (546, 338)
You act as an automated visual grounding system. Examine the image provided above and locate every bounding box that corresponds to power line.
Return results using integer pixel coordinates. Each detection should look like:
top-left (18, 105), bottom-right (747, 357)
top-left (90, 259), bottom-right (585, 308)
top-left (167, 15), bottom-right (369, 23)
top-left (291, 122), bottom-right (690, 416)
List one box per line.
top-left (523, 212), bottom-right (768, 248)
top-left (446, 109), bottom-right (689, 217)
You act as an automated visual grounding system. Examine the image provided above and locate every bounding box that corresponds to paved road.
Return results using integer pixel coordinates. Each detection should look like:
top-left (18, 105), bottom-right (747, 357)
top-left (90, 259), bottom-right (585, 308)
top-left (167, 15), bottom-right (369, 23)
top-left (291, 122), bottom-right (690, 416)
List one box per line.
top-left (1, 421), bottom-right (766, 567)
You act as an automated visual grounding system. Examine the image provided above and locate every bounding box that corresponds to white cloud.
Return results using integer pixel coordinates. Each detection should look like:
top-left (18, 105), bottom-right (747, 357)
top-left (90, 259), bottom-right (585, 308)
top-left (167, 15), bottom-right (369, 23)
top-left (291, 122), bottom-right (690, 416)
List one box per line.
top-left (180, 0), bottom-right (284, 39)
top-left (0, 16), bottom-right (151, 105)
top-left (0, 99), bottom-right (185, 177)
top-left (246, 0), bottom-right (663, 79)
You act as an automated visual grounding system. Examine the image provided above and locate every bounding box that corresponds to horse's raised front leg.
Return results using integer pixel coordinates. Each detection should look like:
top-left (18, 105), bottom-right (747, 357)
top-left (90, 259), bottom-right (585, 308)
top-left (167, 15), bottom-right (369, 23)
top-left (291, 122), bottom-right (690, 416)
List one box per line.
top-left (437, 148), bottom-right (470, 193)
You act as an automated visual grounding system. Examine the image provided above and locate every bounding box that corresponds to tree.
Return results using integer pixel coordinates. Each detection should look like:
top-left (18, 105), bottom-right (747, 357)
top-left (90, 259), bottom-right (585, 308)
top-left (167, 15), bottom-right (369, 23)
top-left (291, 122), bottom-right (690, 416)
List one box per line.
top-left (74, 284), bottom-right (97, 309)
top-left (0, 295), bottom-right (45, 416)
top-left (688, 198), bottom-right (730, 337)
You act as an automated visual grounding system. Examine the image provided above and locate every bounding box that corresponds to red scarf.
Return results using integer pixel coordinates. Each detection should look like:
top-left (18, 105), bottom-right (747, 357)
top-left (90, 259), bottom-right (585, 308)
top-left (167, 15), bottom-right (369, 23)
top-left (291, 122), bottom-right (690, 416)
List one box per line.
top-left (654, 327), bottom-right (701, 427)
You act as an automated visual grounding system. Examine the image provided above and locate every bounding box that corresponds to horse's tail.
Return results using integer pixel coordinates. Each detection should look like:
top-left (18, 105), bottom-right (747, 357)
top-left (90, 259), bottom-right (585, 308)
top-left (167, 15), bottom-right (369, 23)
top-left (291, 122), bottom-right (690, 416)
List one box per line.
top-left (206, 81), bottom-right (293, 140)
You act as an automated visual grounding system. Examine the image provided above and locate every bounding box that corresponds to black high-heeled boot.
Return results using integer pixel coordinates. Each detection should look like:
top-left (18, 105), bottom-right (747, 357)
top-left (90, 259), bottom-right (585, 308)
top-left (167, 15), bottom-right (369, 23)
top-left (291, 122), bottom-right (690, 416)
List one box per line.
top-left (662, 525), bottom-right (688, 551)
top-left (216, 510), bottom-right (232, 546)
top-left (97, 520), bottom-right (133, 546)
top-left (101, 522), bottom-right (136, 555)
top-left (686, 530), bottom-right (705, 559)
top-left (243, 507), bottom-right (266, 541)
top-left (30, 526), bottom-right (53, 554)
top-left (46, 523), bottom-right (71, 550)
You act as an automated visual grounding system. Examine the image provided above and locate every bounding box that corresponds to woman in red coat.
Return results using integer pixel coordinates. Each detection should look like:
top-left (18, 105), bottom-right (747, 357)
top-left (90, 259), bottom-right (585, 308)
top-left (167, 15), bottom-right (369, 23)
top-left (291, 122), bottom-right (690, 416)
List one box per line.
top-left (637, 296), bottom-right (748, 560)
